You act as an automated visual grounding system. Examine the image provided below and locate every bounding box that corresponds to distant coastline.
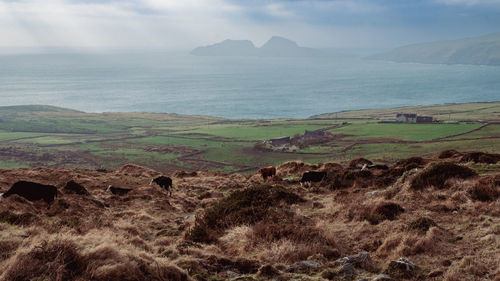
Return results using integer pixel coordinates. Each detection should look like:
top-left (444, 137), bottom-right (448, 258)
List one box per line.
top-left (2, 101), bottom-right (498, 121)
top-left (367, 32), bottom-right (500, 66)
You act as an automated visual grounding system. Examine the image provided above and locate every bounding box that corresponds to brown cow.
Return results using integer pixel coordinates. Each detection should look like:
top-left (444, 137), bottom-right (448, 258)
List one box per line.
top-left (259, 166), bottom-right (276, 181)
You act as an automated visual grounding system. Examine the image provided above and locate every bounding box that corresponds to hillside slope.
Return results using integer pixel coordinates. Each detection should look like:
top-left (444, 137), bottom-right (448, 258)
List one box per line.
top-left (368, 33), bottom-right (500, 65)
top-left (0, 152), bottom-right (499, 281)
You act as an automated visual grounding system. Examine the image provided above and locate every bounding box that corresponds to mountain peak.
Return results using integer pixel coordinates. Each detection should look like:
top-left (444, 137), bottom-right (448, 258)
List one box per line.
top-left (261, 36), bottom-right (299, 49)
top-left (191, 36), bottom-right (324, 57)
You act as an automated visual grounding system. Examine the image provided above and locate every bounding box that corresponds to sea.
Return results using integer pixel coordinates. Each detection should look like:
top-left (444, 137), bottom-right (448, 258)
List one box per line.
top-left (0, 52), bottom-right (499, 119)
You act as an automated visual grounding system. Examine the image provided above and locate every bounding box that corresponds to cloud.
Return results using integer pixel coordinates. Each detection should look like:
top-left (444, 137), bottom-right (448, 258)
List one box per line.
top-left (0, 0), bottom-right (499, 50)
top-left (435, 0), bottom-right (500, 5)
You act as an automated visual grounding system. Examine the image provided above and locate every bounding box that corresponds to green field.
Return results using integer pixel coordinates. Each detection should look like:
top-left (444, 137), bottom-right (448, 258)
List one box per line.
top-left (0, 103), bottom-right (498, 173)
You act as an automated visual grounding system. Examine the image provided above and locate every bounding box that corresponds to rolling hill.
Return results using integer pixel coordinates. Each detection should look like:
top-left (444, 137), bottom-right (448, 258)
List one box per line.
top-left (368, 33), bottom-right (500, 66)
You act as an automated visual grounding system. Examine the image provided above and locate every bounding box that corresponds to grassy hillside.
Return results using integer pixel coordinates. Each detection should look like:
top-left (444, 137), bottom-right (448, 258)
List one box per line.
top-left (0, 155), bottom-right (499, 280)
top-left (0, 103), bottom-right (498, 173)
top-left (313, 102), bottom-right (500, 121)
top-left (367, 32), bottom-right (500, 65)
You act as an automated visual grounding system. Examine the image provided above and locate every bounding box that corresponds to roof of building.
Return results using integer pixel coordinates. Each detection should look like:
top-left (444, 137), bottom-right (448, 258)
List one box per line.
top-left (397, 113), bottom-right (417, 118)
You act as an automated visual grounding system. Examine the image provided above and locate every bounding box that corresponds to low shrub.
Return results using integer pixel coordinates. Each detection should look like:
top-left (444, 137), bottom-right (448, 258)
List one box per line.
top-left (410, 162), bottom-right (476, 190)
top-left (2, 239), bottom-right (85, 281)
top-left (2, 238), bottom-right (189, 281)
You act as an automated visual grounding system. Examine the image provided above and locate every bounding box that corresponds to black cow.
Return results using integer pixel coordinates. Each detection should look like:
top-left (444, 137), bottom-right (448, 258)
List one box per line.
top-left (107, 185), bottom-right (132, 196)
top-left (1, 181), bottom-right (58, 205)
top-left (300, 171), bottom-right (326, 187)
top-left (150, 176), bottom-right (173, 196)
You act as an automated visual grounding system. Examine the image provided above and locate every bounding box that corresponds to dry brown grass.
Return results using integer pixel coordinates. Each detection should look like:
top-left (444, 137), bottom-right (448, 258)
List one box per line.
top-left (0, 153), bottom-right (499, 280)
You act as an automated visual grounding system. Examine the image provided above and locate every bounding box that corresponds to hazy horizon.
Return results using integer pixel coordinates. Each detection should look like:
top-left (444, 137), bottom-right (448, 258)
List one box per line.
top-left (1, 0), bottom-right (500, 53)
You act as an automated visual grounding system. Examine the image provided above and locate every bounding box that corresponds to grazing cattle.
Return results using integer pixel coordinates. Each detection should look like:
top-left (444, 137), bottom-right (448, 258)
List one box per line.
top-left (1, 181), bottom-right (58, 204)
top-left (150, 176), bottom-right (173, 196)
top-left (63, 180), bottom-right (90, 195)
top-left (259, 166), bottom-right (276, 181)
top-left (300, 171), bottom-right (326, 187)
top-left (107, 185), bottom-right (132, 196)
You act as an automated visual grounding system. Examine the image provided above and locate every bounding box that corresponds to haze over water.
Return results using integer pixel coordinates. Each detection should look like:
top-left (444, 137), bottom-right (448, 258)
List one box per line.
top-left (0, 52), bottom-right (499, 119)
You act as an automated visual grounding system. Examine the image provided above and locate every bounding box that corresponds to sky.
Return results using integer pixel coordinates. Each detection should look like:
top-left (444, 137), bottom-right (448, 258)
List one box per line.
top-left (0, 0), bottom-right (499, 51)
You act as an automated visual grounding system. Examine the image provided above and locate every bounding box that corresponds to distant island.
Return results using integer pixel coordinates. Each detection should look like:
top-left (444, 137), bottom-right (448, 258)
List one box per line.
top-left (367, 32), bottom-right (500, 66)
top-left (191, 36), bottom-right (326, 57)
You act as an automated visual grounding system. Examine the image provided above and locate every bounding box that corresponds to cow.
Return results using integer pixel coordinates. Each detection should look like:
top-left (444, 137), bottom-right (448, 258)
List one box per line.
top-left (107, 185), bottom-right (132, 196)
top-left (259, 166), bottom-right (276, 181)
top-left (0, 181), bottom-right (58, 205)
top-left (300, 171), bottom-right (326, 187)
top-left (63, 180), bottom-right (90, 196)
top-left (150, 176), bottom-right (173, 196)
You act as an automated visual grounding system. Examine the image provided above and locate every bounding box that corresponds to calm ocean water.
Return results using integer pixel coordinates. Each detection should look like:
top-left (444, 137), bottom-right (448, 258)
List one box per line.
top-left (0, 52), bottom-right (499, 118)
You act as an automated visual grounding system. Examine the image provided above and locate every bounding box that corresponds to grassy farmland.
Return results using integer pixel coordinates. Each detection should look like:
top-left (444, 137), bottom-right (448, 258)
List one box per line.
top-left (0, 102), bottom-right (498, 173)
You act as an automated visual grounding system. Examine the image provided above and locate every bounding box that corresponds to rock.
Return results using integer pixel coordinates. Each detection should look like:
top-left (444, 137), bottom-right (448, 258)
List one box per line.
top-left (229, 277), bottom-right (255, 281)
top-left (371, 274), bottom-right (394, 281)
top-left (385, 258), bottom-right (417, 279)
top-left (338, 263), bottom-right (355, 276)
top-left (286, 260), bottom-right (319, 273)
top-left (337, 251), bottom-right (371, 269)
top-left (226, 270), bottom-right (240, 278)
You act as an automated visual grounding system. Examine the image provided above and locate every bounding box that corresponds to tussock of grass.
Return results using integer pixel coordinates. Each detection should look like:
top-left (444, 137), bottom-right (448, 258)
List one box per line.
top-left (468, 175), bottom-right (500, 201)
top-left (330, 170), bottom-right (373, 189)
top-left (438, 149), bottom-right (461, 159)
top-left (0, 211), bottom-right (36, 226)
top-left (410, 162), bottom-right (477, 190)
top-left (276, 161), bottom-right (320, 176)
top-left (395, 156), bottom-right (425, 171)
top-left (408, 217), bottom-right (437, 232)
top-left (365, 202), bottom-right (405, 225)
top-left (348, 158), bottom-right (373, 169)
top-left (1, 236), bottom-right (189, 281)
top-left (186, 185), bottom-right (303, 243)
top-left (461, 151), bottom-right (500, 164)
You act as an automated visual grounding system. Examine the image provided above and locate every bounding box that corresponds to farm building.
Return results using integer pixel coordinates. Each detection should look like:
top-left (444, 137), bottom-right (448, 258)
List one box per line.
top-left (268, 136), bottom-right (291, 146)
top-left (304, 130), bottom-right (327, 139)
top-left (417, 116), bottom-right (433, 123)
top-left (396, 113), bottom-right (417, 123)
top-left (394, 113), bottom-right (434, 123)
